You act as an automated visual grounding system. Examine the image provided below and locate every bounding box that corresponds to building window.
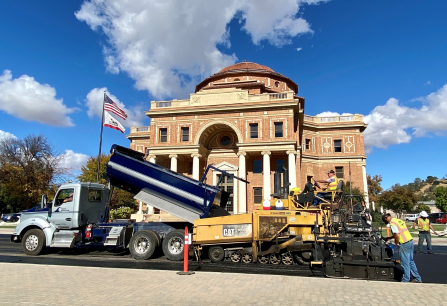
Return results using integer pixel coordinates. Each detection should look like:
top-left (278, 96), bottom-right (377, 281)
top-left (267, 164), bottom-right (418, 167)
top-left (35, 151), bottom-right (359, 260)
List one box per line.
top-left (250, 123), bottom-right (258, 139)
top-left (188, 162), bottom-right (193, 175)
top-left (275, 81), bottom-right (280, 88)
top-left (220, 136), bottom-right (231, 146)
top-left (305, 139), bottom-right (311, 151)
top-left (335, 167), bottom-right (344, 179)
top-left (274, 122), bottom-right (283, 138)
top-left (234, 78), bottom-right (240, 81)
top-left (334, 139), bottom-right (342, 152)
top-left (276, 159), bottom-right (285, 173)
top-left (254, 187), bottom-right (263, 204)
top-left (217, 175), bottom-right (234, 213)
top-left (253, 160), bottom-right (262, 174)
top-left (181, 127), bottom-right (189, 142)
top-left (159, 128), bottom-right (167, 143)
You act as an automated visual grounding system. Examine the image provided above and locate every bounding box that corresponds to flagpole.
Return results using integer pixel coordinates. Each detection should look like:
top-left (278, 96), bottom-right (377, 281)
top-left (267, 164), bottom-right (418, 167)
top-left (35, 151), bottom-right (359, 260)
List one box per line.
top-left (96, 90), bottom-right (106, 183)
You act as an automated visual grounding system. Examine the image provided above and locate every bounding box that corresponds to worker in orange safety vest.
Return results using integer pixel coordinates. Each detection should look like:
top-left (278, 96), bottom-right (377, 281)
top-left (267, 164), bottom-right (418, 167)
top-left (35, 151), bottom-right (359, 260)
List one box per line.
top-left (412, 211), bottom-right (438, 254)
top-left (382, 213), bottom-right (422, 283)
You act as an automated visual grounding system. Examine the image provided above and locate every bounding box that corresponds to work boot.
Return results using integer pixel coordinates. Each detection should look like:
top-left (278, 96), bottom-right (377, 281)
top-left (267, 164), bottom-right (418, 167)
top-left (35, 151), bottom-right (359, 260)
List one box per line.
top-left (428, 250), bottom-right (434, 254)
top-left (410, 279), bottom-right (422, 283)
top-left (415, 250), bottom-right (421, 254)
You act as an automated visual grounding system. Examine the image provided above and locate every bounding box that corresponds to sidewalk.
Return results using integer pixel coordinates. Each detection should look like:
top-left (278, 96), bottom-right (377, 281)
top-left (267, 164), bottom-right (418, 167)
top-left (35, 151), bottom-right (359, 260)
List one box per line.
top-left (0, 263), bottom-right (445, 306)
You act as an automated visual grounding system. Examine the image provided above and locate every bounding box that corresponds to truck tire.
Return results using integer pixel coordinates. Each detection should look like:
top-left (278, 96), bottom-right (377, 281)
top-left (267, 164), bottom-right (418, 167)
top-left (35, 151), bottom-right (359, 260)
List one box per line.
top-left (162, 230), bottom-right (185, 261)
top-left (129, 230), bottom-right (157, 260)
top-left (209, 246), bottom-right (225, 262)
top-left (21, 229), bottom-right (45, 256)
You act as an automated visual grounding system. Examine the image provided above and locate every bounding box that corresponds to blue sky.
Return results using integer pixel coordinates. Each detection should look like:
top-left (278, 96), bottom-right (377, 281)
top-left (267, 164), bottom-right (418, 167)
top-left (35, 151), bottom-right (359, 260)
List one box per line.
top-left (0, 0), bottom-right (446, 188)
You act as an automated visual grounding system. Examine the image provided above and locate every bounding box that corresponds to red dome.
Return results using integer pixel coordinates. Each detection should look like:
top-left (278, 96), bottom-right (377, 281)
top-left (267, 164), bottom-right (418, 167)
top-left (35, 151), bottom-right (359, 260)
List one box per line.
top-left (218, 62), bottom-right (274, 73)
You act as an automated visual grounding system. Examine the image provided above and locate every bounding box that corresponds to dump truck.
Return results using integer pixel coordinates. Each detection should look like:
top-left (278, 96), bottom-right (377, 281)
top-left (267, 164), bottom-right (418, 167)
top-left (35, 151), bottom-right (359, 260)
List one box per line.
top-left (11, 144), bottom-right (398, 280)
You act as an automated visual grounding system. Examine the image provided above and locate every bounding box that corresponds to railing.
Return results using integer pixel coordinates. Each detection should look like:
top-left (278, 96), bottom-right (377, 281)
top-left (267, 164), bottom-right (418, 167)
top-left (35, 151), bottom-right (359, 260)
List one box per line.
top-left (156, 102), bottom-right (172, 108)
top-left (130, 126), bottom-right (150, 133)
top-left (304, 115), bottom-right (361, 123)
top-left (150, 91), bottom-right (294, 110)
top-left (269, 93), bottom-right (288, 100)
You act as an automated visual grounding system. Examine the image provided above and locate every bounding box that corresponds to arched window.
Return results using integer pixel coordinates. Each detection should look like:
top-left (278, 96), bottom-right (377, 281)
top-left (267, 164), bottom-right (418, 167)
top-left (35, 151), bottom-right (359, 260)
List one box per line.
top-left (234, 78), bottom-right (240, 81)
top-left (275, 81), bottom-right (280, 88)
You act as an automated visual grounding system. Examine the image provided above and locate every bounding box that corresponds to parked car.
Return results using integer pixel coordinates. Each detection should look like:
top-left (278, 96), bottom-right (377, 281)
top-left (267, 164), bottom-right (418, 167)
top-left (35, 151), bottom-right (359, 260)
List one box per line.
top-left (405, 214), bottom-right (419, 222)
top-left (436, 215), bottom-right (447, 224)
top-left (1, 213), bottom-right (21, 222)
top-left (429, 213), bottom-right (446, 223)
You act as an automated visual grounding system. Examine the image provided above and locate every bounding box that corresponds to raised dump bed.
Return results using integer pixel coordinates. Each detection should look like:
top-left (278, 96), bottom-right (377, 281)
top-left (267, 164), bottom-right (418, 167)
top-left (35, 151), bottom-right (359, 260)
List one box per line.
top-left (106, 145), bottom-right (232, 223)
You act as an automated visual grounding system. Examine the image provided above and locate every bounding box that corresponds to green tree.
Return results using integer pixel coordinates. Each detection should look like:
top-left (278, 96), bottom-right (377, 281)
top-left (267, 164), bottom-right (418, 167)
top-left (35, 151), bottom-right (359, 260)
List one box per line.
top-left (378, 184), bottom-right (419, 217)
top-left (416, 204), bottom-right (431, 213)
top-left (77, 155), bottom-right (136, 210)
top-left (342, 181), bottom-right (364, 196)
top-left (426, 176), bottom-right (438, 184)
top-left (435, 186), bottom-right (447, 213)
top-left (367, 174), bottom-right (383, 203)
top-left (0, 134), bottom-right (66, 211)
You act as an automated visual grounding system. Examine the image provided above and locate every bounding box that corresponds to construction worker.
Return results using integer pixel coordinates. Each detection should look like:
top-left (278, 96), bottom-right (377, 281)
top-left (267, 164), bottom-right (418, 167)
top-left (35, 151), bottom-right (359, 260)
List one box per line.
top-left (382, 213), bottom-right (422, 283)
top-left (312, 170), bottom-right (339, 206)
top-left (412, 211), bottom-right (438, 254)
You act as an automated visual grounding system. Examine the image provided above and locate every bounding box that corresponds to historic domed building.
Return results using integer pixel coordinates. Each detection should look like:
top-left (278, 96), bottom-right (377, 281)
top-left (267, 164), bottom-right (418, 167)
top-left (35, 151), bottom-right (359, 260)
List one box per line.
top-left (128, 61), bottom-right (368, 215)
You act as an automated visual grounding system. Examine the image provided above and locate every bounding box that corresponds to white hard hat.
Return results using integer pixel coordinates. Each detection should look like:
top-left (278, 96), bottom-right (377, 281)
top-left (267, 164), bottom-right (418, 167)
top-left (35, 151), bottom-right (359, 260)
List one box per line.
top-left (420, 211), bottom-right (429, 218)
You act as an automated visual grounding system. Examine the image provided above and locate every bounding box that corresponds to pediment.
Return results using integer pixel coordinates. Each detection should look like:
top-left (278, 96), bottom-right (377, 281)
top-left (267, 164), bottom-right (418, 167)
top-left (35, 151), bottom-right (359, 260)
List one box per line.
top-left (212, 161), bottom-right (238, 171)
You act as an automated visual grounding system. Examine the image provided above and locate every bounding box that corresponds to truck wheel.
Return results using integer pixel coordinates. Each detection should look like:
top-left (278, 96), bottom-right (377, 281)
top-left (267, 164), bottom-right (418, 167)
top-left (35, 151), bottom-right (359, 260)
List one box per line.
top-left (21, 229), bottom-right (45, 256)
top-left (209, 246), bottom-right (225, 262)
top-left (162, 230), bottom-right (185, 261)
top-left (129, 230), bottom-right (157, 260)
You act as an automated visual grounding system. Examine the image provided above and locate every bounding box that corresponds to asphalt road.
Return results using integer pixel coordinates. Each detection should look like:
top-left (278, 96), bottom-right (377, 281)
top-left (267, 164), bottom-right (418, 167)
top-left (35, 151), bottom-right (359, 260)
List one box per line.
top-left (1, 234), bottom-right (446, 284)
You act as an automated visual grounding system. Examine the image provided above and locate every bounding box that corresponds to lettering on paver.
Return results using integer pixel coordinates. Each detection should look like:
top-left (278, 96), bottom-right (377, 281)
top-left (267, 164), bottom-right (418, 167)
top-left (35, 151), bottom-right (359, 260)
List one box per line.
top-left (222, 224), bottom-right (252, 237)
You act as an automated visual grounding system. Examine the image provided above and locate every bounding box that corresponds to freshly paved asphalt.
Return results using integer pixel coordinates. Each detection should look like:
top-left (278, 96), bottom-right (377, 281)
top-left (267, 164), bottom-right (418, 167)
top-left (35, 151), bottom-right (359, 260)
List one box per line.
top-left (1, 233), bottom-right (446, 283)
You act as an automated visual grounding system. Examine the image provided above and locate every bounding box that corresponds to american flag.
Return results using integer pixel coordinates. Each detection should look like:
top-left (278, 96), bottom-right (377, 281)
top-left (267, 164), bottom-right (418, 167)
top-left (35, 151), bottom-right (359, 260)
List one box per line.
top-left (104, 94), bottom-right (127, 120)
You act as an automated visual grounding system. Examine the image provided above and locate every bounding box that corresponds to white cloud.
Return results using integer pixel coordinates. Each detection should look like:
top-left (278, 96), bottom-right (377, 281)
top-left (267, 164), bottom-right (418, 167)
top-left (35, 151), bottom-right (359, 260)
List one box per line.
top-left (316, 111), bottom-right (353, 117)
top-left (424, 80), bottom-right (431, 86)
top-left (0, 70), bottom-right (76, 126)
top-left (296, 47), bottom-right (303, 51)
top-left (0, 130), bottom-right (17, 142)
top-left (364, 84), bottom-right (447, 153)
top-left (85, 87), bottom-right (145, 127)
top-left (58, 150), bottom-right (89, 172)
top-left (75, 0), bottom-right (328, 99)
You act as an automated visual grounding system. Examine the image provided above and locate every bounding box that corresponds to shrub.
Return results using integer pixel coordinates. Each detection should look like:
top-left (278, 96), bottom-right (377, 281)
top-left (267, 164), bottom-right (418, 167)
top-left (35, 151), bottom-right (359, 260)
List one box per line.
top-left (110, 206), bottom-right (134, 220)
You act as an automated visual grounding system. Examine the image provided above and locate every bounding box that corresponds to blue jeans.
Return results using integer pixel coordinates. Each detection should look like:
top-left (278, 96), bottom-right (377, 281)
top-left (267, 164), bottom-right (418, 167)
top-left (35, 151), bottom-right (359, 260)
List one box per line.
top-left (312, 193), bottom-right (326, 206)
top-left (417, 232), bottom-right (432, 252)
top-left (399, 240), bottom-right (421, 282)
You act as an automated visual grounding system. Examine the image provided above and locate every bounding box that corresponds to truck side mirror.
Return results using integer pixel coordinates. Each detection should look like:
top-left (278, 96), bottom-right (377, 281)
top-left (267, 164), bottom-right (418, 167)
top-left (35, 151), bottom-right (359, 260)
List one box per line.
top-left (41, 195), bottom-right (47, 209)
top-left (47, 199), bottom-right (52, 218)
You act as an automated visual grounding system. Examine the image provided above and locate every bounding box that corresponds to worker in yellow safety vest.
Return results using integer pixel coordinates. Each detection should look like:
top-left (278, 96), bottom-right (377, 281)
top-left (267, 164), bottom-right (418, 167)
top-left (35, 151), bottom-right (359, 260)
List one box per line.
top-left (312, 170), bottom-right (339, 206)
top-left (412, 211), bottom-right (438, 254)
top-left (382, 213), bottom-right (422, 283)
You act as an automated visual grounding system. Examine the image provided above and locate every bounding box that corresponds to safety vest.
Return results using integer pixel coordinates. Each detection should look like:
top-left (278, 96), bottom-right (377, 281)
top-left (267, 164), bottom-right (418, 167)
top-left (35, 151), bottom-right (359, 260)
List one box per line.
top-left (417, 218), bottom-right (430, 232)
top-left (390, 218), bottom-right (413, 244)
top-left (328, 176), bottom-right (339, 191)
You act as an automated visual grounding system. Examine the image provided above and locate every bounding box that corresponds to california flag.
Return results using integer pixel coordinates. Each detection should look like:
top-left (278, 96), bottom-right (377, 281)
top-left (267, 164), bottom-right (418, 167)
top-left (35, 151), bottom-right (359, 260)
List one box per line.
top-left (104, 111), bottom-right (125, 134)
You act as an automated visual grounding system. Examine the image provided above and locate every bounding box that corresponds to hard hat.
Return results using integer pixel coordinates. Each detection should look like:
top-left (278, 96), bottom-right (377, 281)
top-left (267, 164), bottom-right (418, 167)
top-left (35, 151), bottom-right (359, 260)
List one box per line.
top-left (420, 211), bottom-right (429, 218)
top-left (327, 169), bottom-right (335, 174)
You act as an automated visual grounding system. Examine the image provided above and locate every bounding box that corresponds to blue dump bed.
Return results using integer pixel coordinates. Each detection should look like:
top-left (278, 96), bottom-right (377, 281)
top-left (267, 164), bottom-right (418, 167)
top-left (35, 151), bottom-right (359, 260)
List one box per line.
top-left (106, 145), bottom-right (226, 223)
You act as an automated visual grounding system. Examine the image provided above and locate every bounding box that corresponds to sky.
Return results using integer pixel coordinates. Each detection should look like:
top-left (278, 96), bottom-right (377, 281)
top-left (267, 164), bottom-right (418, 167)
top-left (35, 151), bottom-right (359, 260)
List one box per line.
top-left (0, 0), bottom-right (446, 189)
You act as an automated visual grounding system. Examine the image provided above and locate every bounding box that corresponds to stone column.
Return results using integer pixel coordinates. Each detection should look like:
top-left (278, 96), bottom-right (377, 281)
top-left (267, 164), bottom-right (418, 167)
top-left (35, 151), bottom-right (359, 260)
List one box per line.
top-left (237, 151), bottom-right (247, 214)
top-left (137, 201), bottom-right (143, 214)
top-left (169, 154), bottom-right (178, 172)
top-left (148, 155), bottom-right (156, 164)
top-left (191, 153), bottom-right (202, 180)
top-left (362, 165), bottom-right (370, 207)
top-left (261, 151), bottom-right (271, 201)
top-left (286, 150), bottom-right (297, 189)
